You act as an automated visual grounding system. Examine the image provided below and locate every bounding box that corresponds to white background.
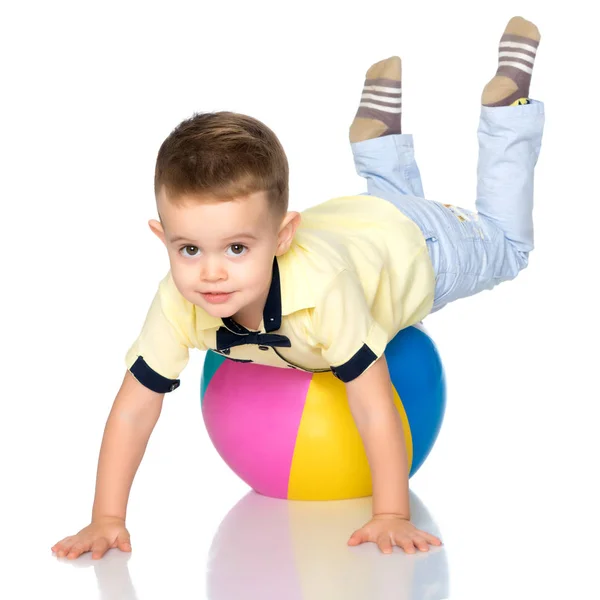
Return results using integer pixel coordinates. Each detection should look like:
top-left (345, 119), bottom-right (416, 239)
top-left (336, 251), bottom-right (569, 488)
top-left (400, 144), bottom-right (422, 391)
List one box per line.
top-left (1, 1), bottom-right (598, 598)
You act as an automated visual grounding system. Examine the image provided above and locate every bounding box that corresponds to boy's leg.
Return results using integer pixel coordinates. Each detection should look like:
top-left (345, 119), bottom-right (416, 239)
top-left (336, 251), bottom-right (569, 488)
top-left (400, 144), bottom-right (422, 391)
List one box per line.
top-left (477, 16), bottom-right (543, 255)
top-left (347, 17), bottom-right (545, 314)
top-left (475, 101), bottom-right (544, 257)
top-left (426, 16), bottom-right (544, 309)
top-left (349, 56), bottom-right (425, 199)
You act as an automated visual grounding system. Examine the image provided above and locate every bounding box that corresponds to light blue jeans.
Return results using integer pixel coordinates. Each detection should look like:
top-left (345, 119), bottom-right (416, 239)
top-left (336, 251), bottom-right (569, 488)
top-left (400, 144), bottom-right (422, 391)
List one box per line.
top-left (352, 100), bottom-right (545, 312)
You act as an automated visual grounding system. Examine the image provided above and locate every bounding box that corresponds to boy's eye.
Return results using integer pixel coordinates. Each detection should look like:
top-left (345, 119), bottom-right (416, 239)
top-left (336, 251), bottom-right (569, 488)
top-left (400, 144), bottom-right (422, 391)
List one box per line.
top-left (227, 244), bottom-right (248, 256)
top-left (180, 245), bottom-right (199, 257)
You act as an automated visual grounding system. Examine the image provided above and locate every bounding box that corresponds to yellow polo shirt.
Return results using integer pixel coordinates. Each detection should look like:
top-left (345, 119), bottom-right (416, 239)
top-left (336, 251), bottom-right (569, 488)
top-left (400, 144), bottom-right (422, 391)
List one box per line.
top-left (125, 194), bottom-right (435, 392)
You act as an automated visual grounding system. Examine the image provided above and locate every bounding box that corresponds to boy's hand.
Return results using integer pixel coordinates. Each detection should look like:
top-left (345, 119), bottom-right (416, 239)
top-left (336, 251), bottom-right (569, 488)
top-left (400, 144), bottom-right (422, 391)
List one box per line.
top-left (348, 514), bottom-right (442, 554)
top-left (51, 516), bottom-right (132, 560)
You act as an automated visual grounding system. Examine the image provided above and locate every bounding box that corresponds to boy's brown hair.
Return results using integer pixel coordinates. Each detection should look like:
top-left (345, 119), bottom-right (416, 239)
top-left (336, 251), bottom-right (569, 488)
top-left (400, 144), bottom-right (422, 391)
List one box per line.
top-left (154, 111), bottom-right (289, 221)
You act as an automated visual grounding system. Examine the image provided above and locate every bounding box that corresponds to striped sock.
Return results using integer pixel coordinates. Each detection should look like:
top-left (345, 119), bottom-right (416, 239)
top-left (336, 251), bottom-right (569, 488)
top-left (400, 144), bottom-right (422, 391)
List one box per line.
top-left (349, 56), bottom-right (402, 143)
top-left (482, 17), bottom-right (540, 107)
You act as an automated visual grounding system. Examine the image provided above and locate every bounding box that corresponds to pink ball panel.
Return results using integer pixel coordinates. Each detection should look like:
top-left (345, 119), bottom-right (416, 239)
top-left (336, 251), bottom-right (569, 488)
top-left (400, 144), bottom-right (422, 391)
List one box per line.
top-left (202, 361), bottom-right (312, 498)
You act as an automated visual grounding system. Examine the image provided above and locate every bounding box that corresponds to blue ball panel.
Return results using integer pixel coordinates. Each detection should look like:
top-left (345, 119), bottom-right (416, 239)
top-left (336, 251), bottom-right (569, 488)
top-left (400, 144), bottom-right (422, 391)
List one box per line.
top-left (200, 350), bottom-right (226, 406)
top-left (385, 327), bottom-right (446, 477)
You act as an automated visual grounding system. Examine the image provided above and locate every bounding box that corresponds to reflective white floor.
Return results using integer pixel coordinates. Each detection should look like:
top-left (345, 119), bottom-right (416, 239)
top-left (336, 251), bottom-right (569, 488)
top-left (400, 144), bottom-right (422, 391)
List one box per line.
top-left (46, 492), bottom-right (448, 600)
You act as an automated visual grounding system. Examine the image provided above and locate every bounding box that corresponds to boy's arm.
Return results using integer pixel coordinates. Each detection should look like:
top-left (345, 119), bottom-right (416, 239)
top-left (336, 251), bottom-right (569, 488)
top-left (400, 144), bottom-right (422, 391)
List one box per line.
top-left (92, 369), bottom-right (165, 521)
top-left (52, 369), bottom-right (166, 560)
top-left (310, 272), bottom-right (441, 552)
top-left (344, 354), bottom-right (410, 519)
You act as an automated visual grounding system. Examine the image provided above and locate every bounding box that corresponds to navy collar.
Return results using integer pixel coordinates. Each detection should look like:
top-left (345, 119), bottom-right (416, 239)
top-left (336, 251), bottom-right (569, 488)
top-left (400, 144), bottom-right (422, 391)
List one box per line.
top-left (221, 256), bottom-right (282, 334)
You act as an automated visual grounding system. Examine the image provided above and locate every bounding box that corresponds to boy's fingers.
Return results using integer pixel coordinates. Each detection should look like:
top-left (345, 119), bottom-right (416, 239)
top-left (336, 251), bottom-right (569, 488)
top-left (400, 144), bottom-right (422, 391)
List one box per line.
top-left (67, 542), bottom-right (89, 558)
top-left (91, 538), bottom-right (110, 559)
top-left (116, 535), bottom-right (132, 552)
top-left (424, 533), bottom-right (442, 546)
top-left (397, 537), bottom-right (416, 554)
top-left (53, 536), bottom-right (73, 551)
top-left (412, 536), bottom-right (430, 552)
top-left (57, 542), bottom-right (75, 557)
top-left (56, 536), bottom-right (84, 557)
top-left (347, 530), bottom-right (366, 545)
top-left (377, 533), bottom-right (394, 554)
top-left (117, 533), bottom-right (131, 545)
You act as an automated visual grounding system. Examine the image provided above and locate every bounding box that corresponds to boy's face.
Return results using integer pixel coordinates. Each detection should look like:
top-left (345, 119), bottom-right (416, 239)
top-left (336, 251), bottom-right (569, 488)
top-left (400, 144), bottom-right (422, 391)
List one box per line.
top-left (149, 187), bottom-right (300, 329)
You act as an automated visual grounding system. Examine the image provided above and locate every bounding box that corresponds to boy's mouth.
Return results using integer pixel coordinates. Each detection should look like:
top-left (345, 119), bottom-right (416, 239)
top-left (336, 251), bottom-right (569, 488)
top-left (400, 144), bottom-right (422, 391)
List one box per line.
top-left (201, 291), bottom-right (234, 304)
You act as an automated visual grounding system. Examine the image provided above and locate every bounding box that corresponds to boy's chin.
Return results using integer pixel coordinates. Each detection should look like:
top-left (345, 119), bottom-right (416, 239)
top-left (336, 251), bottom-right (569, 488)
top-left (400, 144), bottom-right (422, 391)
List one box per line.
top-left (204, 304), bottom-right (236, 316)
top-left (208, 300), bottom-right (240, 318)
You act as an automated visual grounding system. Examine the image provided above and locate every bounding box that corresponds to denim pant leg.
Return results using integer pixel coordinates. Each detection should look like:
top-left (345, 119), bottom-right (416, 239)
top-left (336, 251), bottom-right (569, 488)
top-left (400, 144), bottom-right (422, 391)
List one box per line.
top-left (351, 132), bottom-right (459, 312)
top-left (350, 100), bottom-right (545, 312)
top-left (350, 134), bottom-right (454, 310)
top-left (351, 133), bottom-right (426, 199)
top-left (476, 99), bottom-right (545, 255)
top-left (435, 99), bottom-right (546, 306)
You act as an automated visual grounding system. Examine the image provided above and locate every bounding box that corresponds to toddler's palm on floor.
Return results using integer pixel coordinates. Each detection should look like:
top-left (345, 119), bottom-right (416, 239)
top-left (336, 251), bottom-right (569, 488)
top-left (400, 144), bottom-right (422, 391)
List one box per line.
top-left (51, 516), bottom-right (132, 560)
top-left (348, 515), bottom-right (442, 554)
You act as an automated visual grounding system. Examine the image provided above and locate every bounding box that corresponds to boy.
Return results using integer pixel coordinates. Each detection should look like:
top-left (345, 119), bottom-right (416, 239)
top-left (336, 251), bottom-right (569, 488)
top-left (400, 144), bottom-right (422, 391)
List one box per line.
top-left (51, 16), bottom-right (544, 558)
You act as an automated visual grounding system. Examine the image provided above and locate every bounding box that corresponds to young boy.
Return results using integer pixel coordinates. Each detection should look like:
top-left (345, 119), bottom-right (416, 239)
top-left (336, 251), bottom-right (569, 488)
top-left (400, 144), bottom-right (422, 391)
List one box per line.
top-left (51, 16), bottom-right (544, 559)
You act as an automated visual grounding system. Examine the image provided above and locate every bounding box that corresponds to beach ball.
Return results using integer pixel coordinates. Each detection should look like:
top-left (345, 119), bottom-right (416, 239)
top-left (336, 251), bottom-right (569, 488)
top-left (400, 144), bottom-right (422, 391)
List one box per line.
top-left (201, 323), bottom-right (446, 500)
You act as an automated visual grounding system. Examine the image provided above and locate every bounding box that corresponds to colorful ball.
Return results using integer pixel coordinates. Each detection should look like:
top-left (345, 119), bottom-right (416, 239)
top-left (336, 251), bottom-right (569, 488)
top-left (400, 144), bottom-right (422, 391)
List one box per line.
top-left (201, 323), bottom-right (446, 501)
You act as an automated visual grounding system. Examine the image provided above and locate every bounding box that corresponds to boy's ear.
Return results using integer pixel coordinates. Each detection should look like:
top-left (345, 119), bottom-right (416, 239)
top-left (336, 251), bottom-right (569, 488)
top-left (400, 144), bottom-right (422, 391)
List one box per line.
top-left (276, 211), bottom-right (301, 255)
top-left (148, 219), bottom-right (167, 245)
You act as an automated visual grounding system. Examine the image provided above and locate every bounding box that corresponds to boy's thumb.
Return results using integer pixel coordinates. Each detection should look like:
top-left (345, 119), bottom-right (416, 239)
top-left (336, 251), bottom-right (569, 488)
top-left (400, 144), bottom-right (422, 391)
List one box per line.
top-left (117, 535), bottom-right (132, 550)
top-left (347, 530), bottom-right (364, 545)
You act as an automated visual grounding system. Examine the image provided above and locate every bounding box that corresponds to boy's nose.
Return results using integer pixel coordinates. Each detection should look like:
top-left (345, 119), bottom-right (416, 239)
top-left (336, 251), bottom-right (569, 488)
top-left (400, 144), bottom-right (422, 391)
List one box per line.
top-left (201, 258), bottom-right (227, 281)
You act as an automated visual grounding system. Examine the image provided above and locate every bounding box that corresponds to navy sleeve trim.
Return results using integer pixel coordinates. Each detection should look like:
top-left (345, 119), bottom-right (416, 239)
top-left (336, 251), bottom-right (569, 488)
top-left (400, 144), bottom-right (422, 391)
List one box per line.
top-left (129, 356), bottom-right (181, 393)
top-left (330, 344), bottom-right (377, 383)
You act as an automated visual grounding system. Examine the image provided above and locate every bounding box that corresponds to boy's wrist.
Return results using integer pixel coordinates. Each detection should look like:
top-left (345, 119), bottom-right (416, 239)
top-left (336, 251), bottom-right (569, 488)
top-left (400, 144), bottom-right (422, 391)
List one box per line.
top-left (371, 478), bottom-right (411, 520)
top-left (91, 512), bottom-right (126, 523)
top-left (372, 512), bottom-right (411, 521)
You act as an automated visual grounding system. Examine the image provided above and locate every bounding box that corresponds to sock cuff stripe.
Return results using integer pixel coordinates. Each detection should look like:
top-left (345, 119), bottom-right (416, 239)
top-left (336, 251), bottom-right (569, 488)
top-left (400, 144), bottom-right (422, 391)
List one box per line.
top-left (363, 83), bottom-right (402, 93)
top-left (500, 33), bottom-right (539, 47)
top-left (358, 101), bottom-right (402, 114)
top-left (498, 60), bottom-right (533, 75)
top-left (499, 42), bottom-right (538, 59)
top-left (499, 51), bottom-right (536, 64)
top-left (361, 92), bottom-right (402, 105)
top-left (361, 88), bottom-right (402, 99)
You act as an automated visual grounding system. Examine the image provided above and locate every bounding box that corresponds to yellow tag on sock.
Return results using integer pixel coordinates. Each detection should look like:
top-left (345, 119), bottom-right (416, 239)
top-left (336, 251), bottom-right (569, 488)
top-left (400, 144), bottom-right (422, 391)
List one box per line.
top-left (511, 97), bottom-right (531, 106)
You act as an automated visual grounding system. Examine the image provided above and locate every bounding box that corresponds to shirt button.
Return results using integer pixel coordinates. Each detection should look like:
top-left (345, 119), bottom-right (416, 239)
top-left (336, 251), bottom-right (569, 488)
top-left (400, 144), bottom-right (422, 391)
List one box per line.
top-left (258, 345), bottom-right (269, 351)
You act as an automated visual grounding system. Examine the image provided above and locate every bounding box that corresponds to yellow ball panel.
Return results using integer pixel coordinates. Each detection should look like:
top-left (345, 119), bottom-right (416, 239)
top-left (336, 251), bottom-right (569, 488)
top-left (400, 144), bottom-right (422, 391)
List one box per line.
top-left (287, 371), bottom-right (413, 500)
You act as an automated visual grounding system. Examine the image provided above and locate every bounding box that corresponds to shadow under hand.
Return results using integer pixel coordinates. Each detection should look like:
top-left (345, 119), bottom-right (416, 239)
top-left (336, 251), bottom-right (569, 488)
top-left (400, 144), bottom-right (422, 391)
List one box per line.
top-left (207, 489), bottom-right (449, 600)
